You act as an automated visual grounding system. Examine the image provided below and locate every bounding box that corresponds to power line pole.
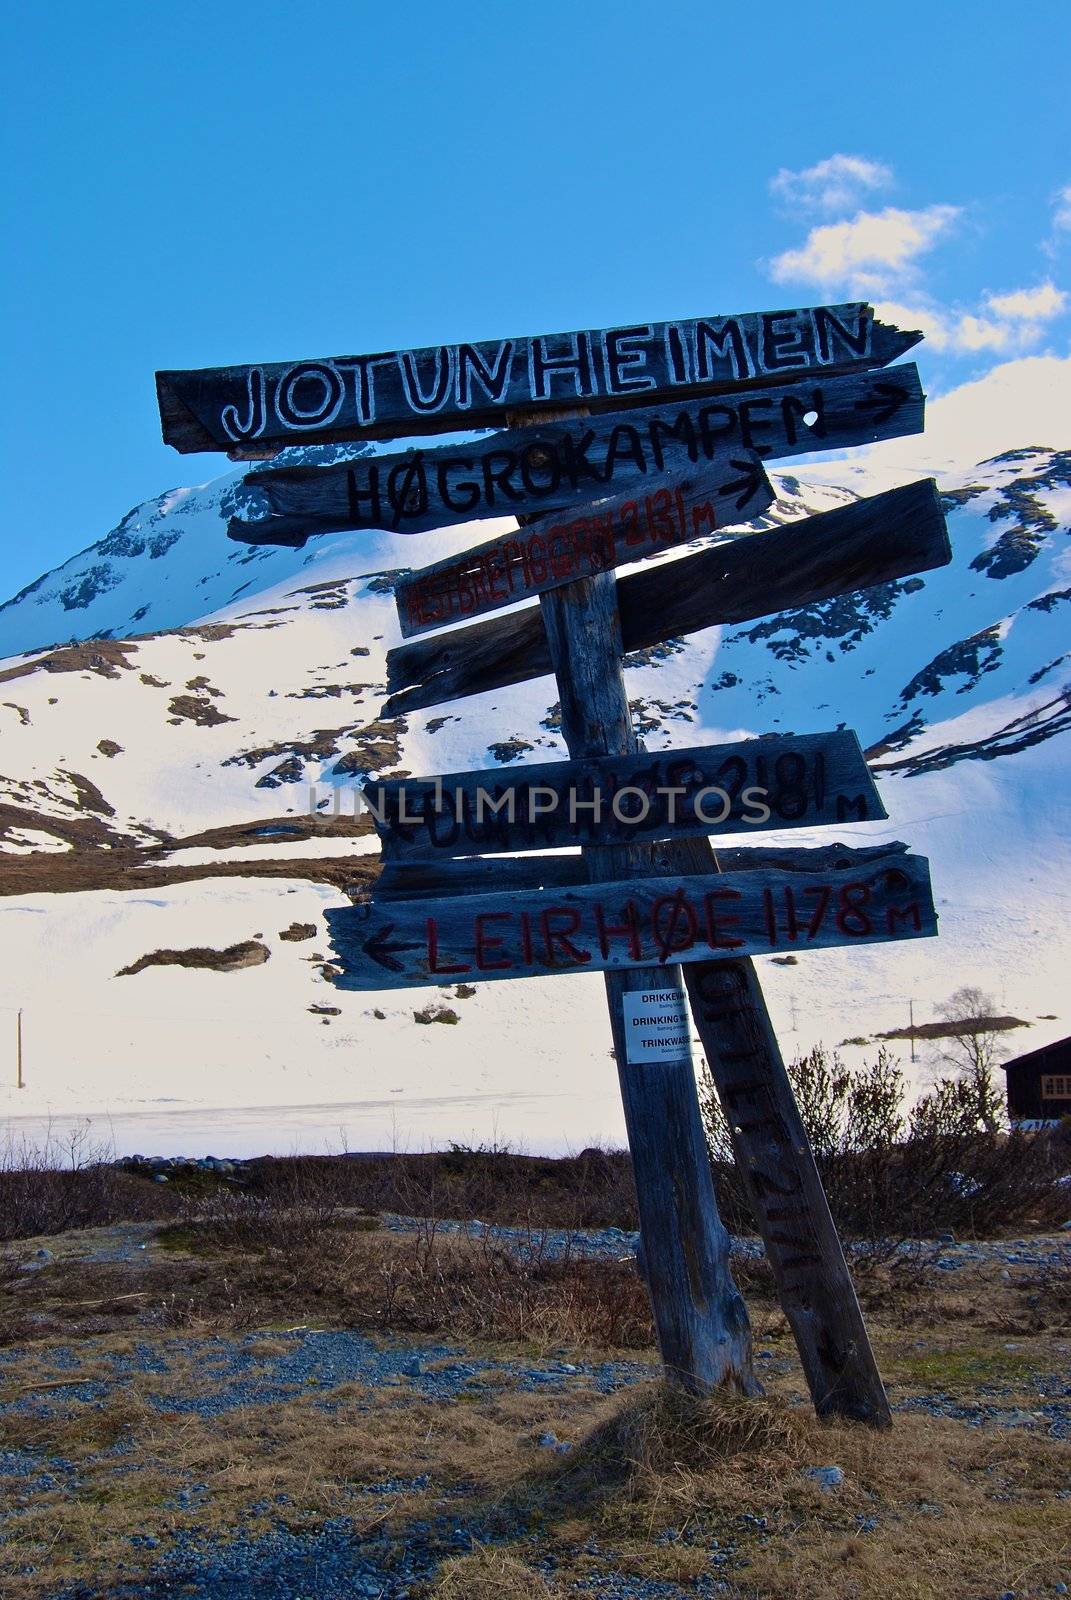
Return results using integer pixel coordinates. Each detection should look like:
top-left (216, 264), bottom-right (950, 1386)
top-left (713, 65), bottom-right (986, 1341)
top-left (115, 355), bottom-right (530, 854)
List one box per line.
top-left (16, 1008), bottom-right (24, 1089)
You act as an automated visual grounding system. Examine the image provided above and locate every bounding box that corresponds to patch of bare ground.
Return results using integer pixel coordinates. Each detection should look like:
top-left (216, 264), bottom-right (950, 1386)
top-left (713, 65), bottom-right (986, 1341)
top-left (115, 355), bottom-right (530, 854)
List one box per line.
top-left (166, 692), bottom-right (237, 726)
top-left (0, 811), bottom-right (378, 895)
top-left (116, 939), bottom-right (271, 977)
top-left (222, 713), bottom-right (408, 783)
top-left (0, 640), bottom-right (140, 684)
top-left (0, 846), bottom-right (379, 896)
top-left (0, 1226), bottom-right (1068, 1599)
top-left (0, 801), bottom-right (134, 853)
top-left (875, 1013), bottom-right (1031, 1042)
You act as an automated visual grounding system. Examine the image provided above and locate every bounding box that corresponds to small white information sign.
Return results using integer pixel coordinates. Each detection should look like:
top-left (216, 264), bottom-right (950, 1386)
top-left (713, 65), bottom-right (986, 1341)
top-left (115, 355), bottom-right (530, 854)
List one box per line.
top-left (621, 988), bottom-right (692, 1064)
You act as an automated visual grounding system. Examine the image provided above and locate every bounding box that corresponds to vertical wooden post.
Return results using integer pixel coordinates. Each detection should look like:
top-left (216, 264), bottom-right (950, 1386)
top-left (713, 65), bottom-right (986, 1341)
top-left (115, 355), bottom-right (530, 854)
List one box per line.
top-left (539, 573), bottom-right (758, 1396)
top-left (16, 1009), bottom-right (23, 1090)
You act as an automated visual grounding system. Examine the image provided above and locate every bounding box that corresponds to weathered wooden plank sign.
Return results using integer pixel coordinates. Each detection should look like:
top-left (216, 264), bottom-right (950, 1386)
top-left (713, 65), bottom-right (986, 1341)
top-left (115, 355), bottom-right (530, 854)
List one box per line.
top-left (383, 478), bottom-right (951, 712)
top-left (394, 463), bottom-right (776, 638)
top-left (157, 304), bottom-right (922, 455)
top-left (374, 841), bottom-right (917, 903)
top-left (227, 365), bottom-right (923, 545)
top-left (324, 854), bottom-right (936, 990)
top-left (364, 731), bottom-right (884, 862)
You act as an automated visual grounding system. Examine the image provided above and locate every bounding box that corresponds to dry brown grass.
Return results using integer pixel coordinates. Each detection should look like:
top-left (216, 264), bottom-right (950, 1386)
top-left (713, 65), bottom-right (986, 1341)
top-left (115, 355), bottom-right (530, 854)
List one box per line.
top-left (1, 1226), bottom-right (1069, 1600)
top-left (432, 1547), bottom-right (553, 1597)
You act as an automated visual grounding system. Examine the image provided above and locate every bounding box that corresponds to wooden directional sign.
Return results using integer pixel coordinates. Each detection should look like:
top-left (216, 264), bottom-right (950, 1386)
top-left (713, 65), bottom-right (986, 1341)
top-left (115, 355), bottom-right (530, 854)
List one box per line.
top-left (157, 304), bottom-right (922, 456)
top-left (375, 841), bottom-right (918, 904)
top-left (228, 365), bottom-right (923, 546)
top-left (325, 853), bottom-right (936, 990)
top-left (384, 478), bottom-right (951, 713)
top-left (394, 463), bottom-right (777, 637)
top-left (365, 731), bottom-right (884, 862)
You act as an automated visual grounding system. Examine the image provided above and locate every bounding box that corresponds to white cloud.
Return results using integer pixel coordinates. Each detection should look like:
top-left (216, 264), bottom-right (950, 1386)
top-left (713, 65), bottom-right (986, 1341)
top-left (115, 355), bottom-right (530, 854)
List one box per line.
top-left (891, 354), bottom-right (1071, 468)
top-left (872, 282), bottom-right (1068, 359)
top-left (873, 301), bottom-right (952, 349)
top-left (795, 355), bottom-right (1071, 484)
top-left (769, 154), bottom-right (893, 214)
top-left (985, 282), bottom-right (1067, 320)
top-left (768, 205), bottom-right (959, 294)
top-left (954, 314), bottom-right (1014, 352)
top-left (1054, 184), bottom-right (1071, 232)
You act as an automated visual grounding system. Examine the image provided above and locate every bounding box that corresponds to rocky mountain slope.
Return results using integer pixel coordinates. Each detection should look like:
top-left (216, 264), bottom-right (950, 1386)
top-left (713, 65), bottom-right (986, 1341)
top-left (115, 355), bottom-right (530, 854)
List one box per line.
top-left (0, 437), bottom-right (1068, 1154)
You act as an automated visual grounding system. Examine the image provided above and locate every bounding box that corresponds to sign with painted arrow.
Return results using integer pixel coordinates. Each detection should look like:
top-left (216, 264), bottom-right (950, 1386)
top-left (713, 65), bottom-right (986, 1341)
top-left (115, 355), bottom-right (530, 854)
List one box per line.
top-left (156, 303), bottom-right (922, 456)
top-left (364, 731), bottom-right (885, 861)
top-left (324, 853), bottom-right (937, 990)
top-left (227, 365), bottom-right (924, 547)
top-left (393, 460), bottom-right (776, 637)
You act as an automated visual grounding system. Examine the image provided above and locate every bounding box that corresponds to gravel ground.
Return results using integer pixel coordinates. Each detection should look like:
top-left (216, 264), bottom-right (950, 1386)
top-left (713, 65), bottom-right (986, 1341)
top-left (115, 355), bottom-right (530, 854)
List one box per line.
top-left (4, 1215), bottom-right (1068, 1598)
top-left (379, 1214), bottom-right (1071, 1270)
top-left (3, 1317), bottom-right (1068, 1598)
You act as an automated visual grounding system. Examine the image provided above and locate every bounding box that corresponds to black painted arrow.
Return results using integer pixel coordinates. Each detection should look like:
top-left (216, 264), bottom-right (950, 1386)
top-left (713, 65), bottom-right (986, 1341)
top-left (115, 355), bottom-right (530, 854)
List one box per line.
top-left (719, 457), bottom-right (767, 510)
top-left (853, 382), bottom-right (909, 425)
top-left (362, 923), bottom-right (425, 973)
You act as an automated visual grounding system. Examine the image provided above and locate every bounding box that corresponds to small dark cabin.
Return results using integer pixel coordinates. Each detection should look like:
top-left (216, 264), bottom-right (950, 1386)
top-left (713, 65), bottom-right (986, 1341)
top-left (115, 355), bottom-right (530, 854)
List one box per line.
top-left (1001, 1037), bottom-right (1071, 1125)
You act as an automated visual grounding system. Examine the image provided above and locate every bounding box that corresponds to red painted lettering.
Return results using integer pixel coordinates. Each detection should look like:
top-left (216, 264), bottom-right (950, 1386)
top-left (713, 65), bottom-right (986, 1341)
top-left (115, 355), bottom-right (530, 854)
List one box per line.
top-left (474, 912), bottom-right (513, 971)
top-left (690, 498), bottom-right (717, 536)
top-left (540, 906), bottom-right (590, 967)
top-left (426, 917), bottom-right (471, 975)
top-left (594, 899), bottom-right (642, 960)
top-left (703, 887), bottom-right (744, 949)
top-left (886, 901), bottom-right (923, 934)
top-left (835, 881), bottom-right (872, 936)
top-left (763, 886), bottom-right (778, 945)
top-left (802, 883), bottom-right (831, 940)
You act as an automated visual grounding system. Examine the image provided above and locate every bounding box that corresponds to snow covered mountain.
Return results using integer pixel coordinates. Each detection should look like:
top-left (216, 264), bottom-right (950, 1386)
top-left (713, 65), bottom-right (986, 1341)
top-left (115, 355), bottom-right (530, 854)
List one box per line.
top-left (0, 419), bottom-right (1068, 1156)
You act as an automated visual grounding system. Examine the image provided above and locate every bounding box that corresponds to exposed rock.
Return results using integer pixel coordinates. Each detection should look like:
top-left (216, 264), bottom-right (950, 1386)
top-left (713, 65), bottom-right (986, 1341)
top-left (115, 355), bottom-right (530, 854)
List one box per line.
top-left (413, 1005), bottom-right (460, 1026)
top-left (487, 736), bottom-right (534, 764)
top-left (166, 694), bottom-right (237, 727)
top-left (117, 940), bottom-right (271, 976)
top-left (0, 640), bottom-right (139, 684)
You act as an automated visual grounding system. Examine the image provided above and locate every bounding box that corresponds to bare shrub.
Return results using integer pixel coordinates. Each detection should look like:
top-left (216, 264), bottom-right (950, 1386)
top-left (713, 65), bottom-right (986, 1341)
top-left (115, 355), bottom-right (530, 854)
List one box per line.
top-left (702, 1045), bottom-right (1069, 1246)
top-left (932, 984), bottom-right (1010, 1134)
top-left (0, 1124), bottom-right (177, 1242)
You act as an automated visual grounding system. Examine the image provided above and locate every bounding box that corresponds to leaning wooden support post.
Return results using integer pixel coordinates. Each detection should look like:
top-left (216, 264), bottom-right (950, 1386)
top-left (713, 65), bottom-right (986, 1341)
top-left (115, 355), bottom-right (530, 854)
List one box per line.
top-left (538, 569), bottom-right (758, 1397)
top-left (684, 937), bottom-right (893, 1426)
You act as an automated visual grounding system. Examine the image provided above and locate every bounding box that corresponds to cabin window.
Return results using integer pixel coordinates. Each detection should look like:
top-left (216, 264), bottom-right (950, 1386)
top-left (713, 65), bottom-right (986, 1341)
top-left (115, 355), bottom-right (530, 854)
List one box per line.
top-left (1040, 1074), bottom-right (1069, 1100)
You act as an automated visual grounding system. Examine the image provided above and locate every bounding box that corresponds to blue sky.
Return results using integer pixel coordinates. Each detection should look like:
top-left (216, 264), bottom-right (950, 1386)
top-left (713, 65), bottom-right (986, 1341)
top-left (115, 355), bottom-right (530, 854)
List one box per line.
top-left (1, 0), bottom-right (1068, 602)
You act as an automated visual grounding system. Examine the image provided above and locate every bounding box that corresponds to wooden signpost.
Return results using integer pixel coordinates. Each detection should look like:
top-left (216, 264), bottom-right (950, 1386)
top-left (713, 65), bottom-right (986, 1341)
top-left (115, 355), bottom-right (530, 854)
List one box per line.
top-left (157, 303), bottom-right (921, 455)
top-left (393, 463), bottom-right (777, 638)
top-left (384, 477), bottom-right (951, 713)
top-left (365, 730), bottom-right (885, 860)
top-left (227, 365), bottom-right (923, 545)
top-left (327, 852), bottom-right (936, 989)
top-left (155, 300), bottom-right (947, 1424)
